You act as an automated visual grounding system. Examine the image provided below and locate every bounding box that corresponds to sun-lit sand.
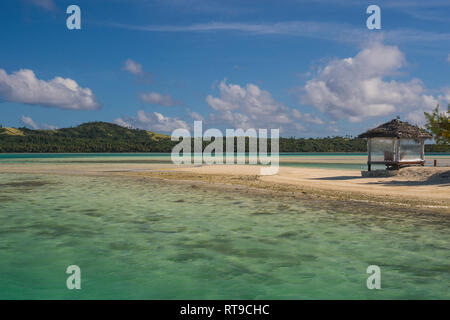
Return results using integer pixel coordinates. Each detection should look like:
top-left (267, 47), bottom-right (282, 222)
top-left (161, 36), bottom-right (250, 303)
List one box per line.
top-left (141, 165), bottom-right (449, 209)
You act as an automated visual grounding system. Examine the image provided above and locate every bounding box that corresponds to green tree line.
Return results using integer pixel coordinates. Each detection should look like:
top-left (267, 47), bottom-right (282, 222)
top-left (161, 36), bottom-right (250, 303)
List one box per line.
top-left (0, 121), bottom-right (448, 153)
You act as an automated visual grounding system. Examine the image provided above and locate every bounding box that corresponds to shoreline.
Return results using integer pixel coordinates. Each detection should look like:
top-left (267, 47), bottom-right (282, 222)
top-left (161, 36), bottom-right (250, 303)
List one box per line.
top-left (119, 165), bottom-right (450, 214)
top-left (2, 162), bottom-right (448, 214)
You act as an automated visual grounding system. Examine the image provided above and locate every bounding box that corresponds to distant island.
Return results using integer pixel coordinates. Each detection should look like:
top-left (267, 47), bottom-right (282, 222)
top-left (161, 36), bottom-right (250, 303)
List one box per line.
top-left (0, 121), bottom-right (448, 153)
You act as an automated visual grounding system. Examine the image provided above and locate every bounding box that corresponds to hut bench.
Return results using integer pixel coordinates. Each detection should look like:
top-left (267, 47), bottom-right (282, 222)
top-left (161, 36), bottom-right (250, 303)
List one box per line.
top-left (358, 119), bottom-right (432, 171)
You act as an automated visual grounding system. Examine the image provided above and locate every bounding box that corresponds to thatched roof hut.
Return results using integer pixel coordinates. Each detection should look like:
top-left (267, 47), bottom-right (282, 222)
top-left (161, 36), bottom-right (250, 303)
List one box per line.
top-left (358, 119), bottom-right (432, 140)
top-left (358, 119), bottom-right (432, 171)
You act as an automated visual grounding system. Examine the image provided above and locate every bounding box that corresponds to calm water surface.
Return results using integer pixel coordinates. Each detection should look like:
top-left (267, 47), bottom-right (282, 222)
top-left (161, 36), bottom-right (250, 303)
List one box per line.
top-left (1, 153), bottom-right (449, 170)
top-left (0, 172), bottom-right (448, 299)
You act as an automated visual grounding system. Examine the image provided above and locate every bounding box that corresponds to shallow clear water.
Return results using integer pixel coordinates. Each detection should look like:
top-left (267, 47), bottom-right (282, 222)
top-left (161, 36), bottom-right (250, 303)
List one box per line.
top-left (1, 153), bottom-right (449, 170)
top-left (0, 172), bottom-right (448, 299)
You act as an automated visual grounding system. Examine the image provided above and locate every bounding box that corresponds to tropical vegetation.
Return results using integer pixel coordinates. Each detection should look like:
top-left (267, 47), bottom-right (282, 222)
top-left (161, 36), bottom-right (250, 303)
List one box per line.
top-left (0, 121), bottom-right (448, 153)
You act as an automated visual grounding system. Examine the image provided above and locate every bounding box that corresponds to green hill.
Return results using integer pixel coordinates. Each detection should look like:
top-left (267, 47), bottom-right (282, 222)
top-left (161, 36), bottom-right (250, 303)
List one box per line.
top-left (0, 121), bottom-right (447, 153)
top-left (0, 122), bottom-right (174, 152)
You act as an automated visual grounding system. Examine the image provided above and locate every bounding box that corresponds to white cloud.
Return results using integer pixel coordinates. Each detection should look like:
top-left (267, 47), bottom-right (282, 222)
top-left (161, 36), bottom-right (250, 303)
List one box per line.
top-left (122, 59), bottom-right (152, 83)
top-left (140, 92), bottom-right (183, 107)
top-left (111, 21), bottom-right (366, 44)
top-left (188, 110), bottom-right (205, 121)
top-left (205, 80), bottom-right (315, 132)
top-left (114, 118), bottom-right (133, 129)
top-left (327, 125), bottom-right (340, 133)
top-left (0, 69), bottom-right (100, 110)
top-left (115, 110), bottom-right (189, 133)
top-left (123, 59), bottom-right (143, 75)
top-left (110, 21), bottom-right (450, 45)
top-left (42, 123), bottom-right (58, 130)
top-left (20, 116), bottom-right (58, 130)
top-left (444, 88), bottom-right (450, 101)
top-left (439, 87), bottom-right (450, 105)
top-left (21, 116), bottom-right (39, 129)
top-left (292, 109), bottom-right (325, 124)
top-left (116, 80), bottom-right (320, 134)
top-left (302, 42), bottom-right (438, 123)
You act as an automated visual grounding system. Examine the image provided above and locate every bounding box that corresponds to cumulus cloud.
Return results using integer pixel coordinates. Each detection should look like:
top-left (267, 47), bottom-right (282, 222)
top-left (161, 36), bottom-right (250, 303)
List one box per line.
top-left (21, 116), bottom-right (39, 129)
top-left (437, 87), bottom-right (450, 109)
top-left (114, 118), bottom-right (133, 129)
top-left (0, 69), bottom-right (100, 110)
top-left (302, 42), bottom-right (438, 123)
top-left (123, 59), bottom-right (143, 75)
top-left (115, 110), bottom-right (189, 133)
top-left (116, 80), bottom-right (326, 135)
top-left (292, 109), bottom-right (325, 124)
top-left (140, 92), bottom-right (183, 107)
top-left (122, 59), bottom-right (152, 83)
top-left (444, 88), bottom-right (450, 101)
top-left (205, 80), bottom-right (315, 132)
top-left (187, 110), bottom-right (205, 121)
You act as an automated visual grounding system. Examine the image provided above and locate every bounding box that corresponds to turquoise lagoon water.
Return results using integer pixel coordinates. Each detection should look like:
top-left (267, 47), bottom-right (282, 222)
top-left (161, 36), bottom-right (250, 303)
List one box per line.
top-left (1, 153), bottom-right (448, 170)
top-left (0, 172), bottom-right (449, 299)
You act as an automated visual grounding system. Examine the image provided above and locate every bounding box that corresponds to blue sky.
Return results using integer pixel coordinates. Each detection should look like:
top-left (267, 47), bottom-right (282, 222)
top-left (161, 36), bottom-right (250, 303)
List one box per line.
top-left (0, 0), bottom-right (449, 136)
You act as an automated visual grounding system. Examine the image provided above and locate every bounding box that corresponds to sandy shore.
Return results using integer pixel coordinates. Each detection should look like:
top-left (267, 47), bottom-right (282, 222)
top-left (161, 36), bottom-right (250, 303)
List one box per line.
top-left (126, 165), bottom-right (450, 211)
top-left (280, 154), bottom-right (450, 165)
top-left (2, 161), bottom-right (448, 212)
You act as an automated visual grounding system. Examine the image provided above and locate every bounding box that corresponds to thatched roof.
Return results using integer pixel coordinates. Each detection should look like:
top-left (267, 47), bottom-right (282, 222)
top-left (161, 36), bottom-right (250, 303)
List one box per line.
top-left (358, 119), bottom-right (432, 139)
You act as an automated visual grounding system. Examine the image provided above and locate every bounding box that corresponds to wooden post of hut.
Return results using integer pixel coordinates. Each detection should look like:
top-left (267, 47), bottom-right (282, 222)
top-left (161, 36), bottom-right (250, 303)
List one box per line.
top-left (358, 119), bottom-right (432, 171)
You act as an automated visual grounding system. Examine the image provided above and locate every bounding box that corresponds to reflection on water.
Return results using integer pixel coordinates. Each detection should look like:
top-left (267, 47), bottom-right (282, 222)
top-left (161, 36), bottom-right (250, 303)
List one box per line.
top-left (0, 172), bottom-right (448, 299)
